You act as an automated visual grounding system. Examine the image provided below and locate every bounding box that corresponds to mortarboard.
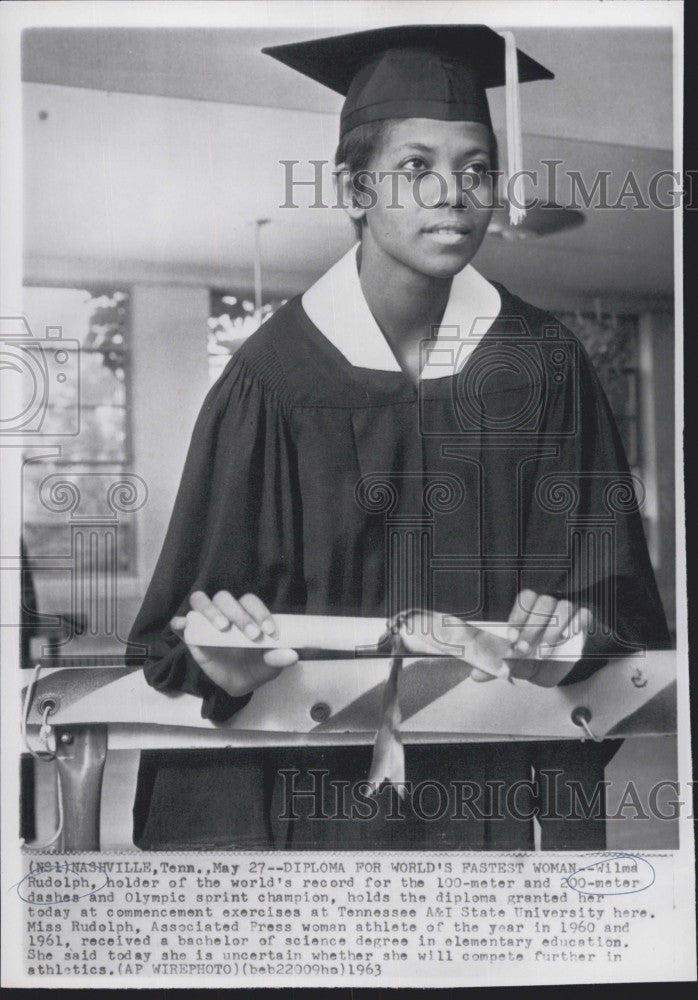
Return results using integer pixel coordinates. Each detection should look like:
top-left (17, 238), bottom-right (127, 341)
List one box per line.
top-left (263, 25), bottom-right (554, 224)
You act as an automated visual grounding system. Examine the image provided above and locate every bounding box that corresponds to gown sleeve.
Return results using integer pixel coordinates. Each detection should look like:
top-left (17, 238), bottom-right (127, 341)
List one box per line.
top-left (520, 326), bottom-right (671, 683)
top-left (128, 347), bottom-right (304, 721)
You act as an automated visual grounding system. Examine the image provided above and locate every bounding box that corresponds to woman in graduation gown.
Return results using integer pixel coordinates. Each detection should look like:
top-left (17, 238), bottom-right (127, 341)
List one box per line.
top-left (129, 26), bottom-right (670, 851)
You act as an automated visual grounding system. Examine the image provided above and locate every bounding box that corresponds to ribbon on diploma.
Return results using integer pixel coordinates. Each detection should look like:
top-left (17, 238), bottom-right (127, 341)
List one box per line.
top-left (367, 634), bottom-right (407, 794)
top-left (366, 610), bottom-right (514, 796)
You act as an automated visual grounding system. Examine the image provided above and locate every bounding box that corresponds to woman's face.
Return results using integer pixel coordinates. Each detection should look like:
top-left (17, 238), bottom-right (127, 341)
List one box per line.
top-left (348, 118), bottom-right (495, 282)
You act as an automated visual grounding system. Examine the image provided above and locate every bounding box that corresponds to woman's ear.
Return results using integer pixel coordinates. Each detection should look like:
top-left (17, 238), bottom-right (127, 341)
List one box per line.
top-left (335, 162), bottom-right (366, 224)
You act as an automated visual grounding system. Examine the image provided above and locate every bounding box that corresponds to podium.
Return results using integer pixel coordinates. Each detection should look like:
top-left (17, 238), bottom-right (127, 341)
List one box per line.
top-left (22, 650), bottom-right (676, 850)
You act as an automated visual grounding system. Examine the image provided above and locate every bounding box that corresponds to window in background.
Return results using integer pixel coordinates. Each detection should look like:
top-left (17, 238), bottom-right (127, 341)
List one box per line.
top-left (21, 286), bottom-right (134, 574)
top-left (559, 311), bottom-right (664, 577)
top-left (207, 289), bottom-right (288, 384)
top-left (559, 312), bottom-right (640, 470)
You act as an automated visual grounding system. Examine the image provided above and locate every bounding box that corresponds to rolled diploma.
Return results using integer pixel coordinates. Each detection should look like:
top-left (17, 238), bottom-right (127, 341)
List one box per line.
top-left (184, 612), bottom-right (391, 653)
top-left (183, 611), bottom-right (584, 662)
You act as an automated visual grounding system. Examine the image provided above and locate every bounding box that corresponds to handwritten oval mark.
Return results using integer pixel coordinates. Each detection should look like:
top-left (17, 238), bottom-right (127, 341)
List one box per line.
top-left (14, 860), bottom-right (108, 906)
top-left (563, 854), bottom-right (655, 896)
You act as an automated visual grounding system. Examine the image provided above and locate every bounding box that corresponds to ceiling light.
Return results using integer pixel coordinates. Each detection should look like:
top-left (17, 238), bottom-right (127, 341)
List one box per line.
top-left (487, 201), bottom-right (585, 240)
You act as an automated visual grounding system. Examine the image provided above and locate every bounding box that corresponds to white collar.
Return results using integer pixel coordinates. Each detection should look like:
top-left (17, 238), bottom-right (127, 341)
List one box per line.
top-left (301, 245), bottom-right (501, 379)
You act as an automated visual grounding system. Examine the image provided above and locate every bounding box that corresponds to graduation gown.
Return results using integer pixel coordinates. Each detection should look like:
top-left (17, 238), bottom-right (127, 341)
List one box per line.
top-left (129, 252), bottom-right (670, 851)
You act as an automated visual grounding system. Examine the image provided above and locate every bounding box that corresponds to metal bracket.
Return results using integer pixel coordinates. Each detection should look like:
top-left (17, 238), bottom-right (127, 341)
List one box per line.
top-left (55, 725), bottom-right (108, 850)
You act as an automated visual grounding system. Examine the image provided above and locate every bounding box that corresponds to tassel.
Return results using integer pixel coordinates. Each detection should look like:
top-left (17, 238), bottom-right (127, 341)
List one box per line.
top-left (500, 30), bottom-right (526, 225)
top-left (367, 610), bottom-right (514, 798)
top-left (367, 647), bottom-right (406, 798)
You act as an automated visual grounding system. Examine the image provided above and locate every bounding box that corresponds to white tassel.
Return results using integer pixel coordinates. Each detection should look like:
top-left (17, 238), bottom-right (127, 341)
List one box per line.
top-left (367, 651), bottom-right (406, 798)
top-left (500, 30), bottom-right (526, 225)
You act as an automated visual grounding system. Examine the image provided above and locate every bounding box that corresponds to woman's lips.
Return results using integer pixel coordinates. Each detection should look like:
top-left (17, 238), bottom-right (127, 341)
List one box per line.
top-left (423, 223), bottom-right (472, 246)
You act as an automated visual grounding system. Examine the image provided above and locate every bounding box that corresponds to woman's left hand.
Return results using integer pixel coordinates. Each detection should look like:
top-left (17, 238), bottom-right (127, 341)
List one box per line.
top-left (506, 589), bottom-right (593, 659)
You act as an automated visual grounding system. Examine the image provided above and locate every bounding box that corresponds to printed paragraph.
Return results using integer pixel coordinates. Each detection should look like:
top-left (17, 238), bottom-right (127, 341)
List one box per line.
top-left (18, 852), bottom-right (672, 983)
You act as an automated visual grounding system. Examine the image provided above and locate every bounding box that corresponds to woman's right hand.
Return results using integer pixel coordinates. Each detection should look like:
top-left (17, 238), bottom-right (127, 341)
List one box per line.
top-left (170, 590), bottom-right (299, 698)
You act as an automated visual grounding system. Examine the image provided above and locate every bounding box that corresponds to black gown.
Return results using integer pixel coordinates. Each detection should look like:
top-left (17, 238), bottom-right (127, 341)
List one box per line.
top-left (129, 283), bottom-right (670, 851)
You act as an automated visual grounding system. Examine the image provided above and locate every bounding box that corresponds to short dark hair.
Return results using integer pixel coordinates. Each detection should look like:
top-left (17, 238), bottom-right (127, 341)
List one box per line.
top-left (335, 120), bottom-right (394, 238)
top-left (335, 120), bottom-right (499, 239)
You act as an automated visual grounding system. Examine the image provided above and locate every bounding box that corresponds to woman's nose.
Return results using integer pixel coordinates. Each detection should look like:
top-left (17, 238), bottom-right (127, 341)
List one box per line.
top-left (413, 169), bottom-right (455, 209)
top-left (414, 169), bottom-right (490, 209)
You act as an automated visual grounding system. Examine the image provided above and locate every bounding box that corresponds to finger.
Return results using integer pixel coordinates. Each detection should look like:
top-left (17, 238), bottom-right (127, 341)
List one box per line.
top-left (190, 590), bottom-right (230, 631)
top-left (170, 615), bottom-right (187, 633)
top-left (470, 666), bottom-right (496, 683)
top-left (568, 606), bottom-right (593, 639)
top-left (239, 593), bottom-right (278, 638)
top-left (263, 648), bottom-right (299, 668)
top-left (210, 590), bottom-right (262, 640)
top-left (506, 589), bottom-right (538, 643)
top-left (539, 600), bottom-right (575, 649)
top-left (514, 594), bottom-right (557, 656)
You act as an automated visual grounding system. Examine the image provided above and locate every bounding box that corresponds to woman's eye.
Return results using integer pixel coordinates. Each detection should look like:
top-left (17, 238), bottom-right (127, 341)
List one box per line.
top-left (464, 161), bottom-right (490, 177)
top-left (401, 157), bottom-right (428, 172)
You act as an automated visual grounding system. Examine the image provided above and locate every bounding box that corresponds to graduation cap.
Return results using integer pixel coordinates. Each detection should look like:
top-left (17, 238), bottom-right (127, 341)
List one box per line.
top-left (263, 25), bottom-right (554, 224)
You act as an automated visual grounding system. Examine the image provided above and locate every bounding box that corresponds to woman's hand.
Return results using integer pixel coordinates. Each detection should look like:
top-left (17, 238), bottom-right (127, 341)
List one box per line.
top-left (170, 590), bottom-right (298, 698)
top-left (506, 589), bottom-right (592, 656)
top-left (506, 589), bottom-right (593, 686)
top-left (395, 596), bottom-right (594, 687)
